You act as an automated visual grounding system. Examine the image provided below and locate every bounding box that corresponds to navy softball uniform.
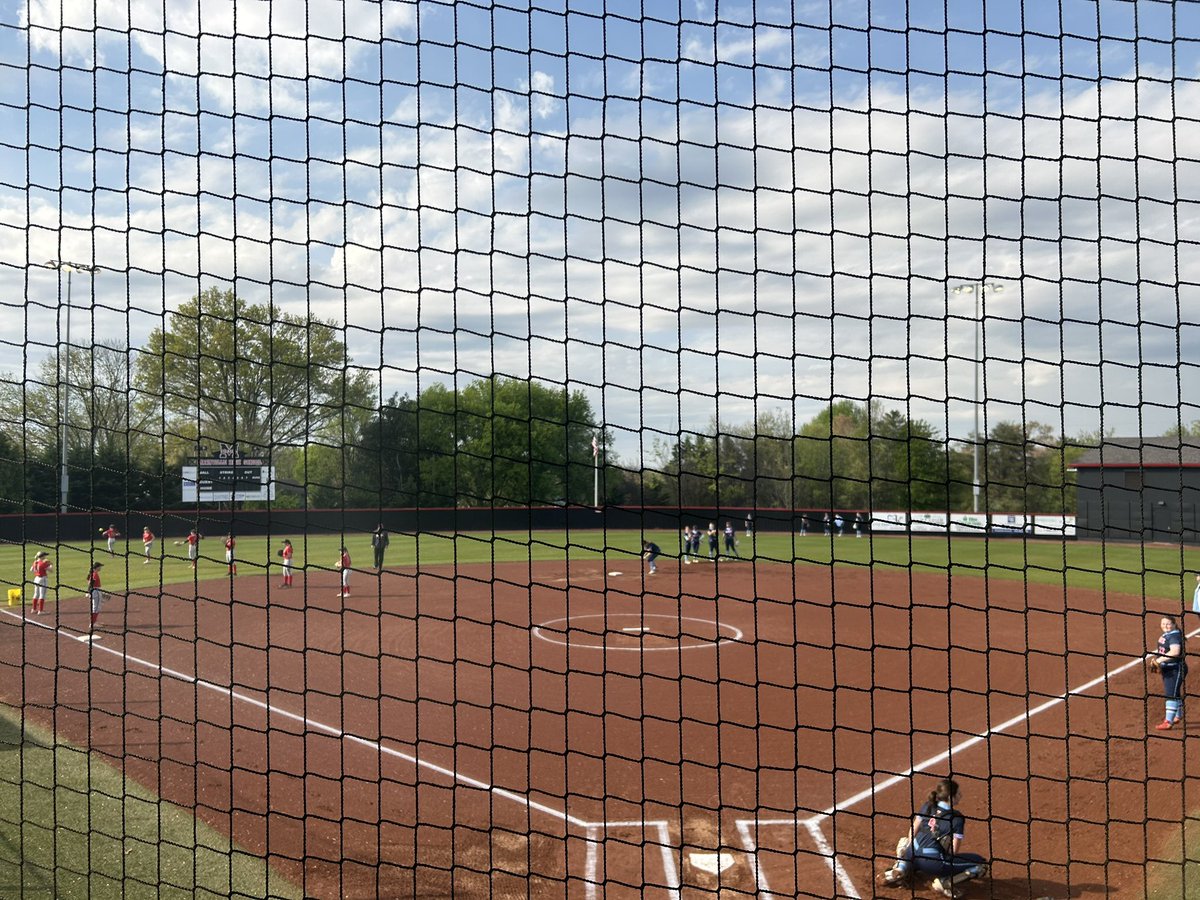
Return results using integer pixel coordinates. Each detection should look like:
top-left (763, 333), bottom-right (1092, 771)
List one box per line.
top-left (1158, 627), bottom-right (1187, 700)
top-left (899, 801), bottom-right (988, 880)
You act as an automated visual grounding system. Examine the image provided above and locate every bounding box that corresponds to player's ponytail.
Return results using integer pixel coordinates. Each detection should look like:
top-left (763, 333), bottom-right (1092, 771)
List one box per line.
top-left (926, 778), bottom-right (959, 807)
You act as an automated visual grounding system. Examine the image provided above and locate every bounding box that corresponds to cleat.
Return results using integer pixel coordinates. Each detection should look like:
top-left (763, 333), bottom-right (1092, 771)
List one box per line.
top-left (880, 867), bottom-right (908, 886)
top-left (1156, 720), bottom-right (1175, 730)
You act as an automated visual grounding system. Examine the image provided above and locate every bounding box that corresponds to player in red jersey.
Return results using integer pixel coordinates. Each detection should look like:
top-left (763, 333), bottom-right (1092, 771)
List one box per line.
top-left (224, 535), bottom-right (237, 574)
top-left (142, 526), bottom-right (156, 564)
top-left (87, 561), bottom-right (106, 628)
top-left (185, 529), bottom-right (201, 568)
top-left (278, 539), bottom-right (294, 587)
top-left (174, 529), bottom-right (203, 568)
top-left (336, 546), bottom-right (351, 597)
top-left (99, 524), bottom-right (120, 555)
top-left (29, 550), bottom-right (52, 614)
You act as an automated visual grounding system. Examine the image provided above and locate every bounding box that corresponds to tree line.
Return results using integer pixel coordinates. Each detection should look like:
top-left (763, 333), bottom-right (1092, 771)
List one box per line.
top-left (0, 288), bottom-right (1105, 515)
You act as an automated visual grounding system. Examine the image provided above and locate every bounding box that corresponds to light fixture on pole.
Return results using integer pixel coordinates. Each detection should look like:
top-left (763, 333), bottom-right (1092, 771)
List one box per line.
top-left (45, 259), bottom-right (101, 514)
top-left (952, 280), bottom-right (1004, 514)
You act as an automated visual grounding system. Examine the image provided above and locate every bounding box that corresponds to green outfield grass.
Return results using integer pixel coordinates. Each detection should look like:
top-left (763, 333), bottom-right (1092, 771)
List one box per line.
top-left (0, 701), bottom-right (298, 900)
top-left (0, 528), bottom-right (1195, 607)
top-left (1, 529), bottom-right (1198, 605)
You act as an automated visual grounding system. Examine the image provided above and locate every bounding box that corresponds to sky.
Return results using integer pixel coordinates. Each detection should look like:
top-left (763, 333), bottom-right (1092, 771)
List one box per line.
top-left (1, 0), bottom-right (1199, 464)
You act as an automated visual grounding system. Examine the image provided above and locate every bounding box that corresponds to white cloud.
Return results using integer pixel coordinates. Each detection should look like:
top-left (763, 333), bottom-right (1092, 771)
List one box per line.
top-left (7, 12), bottom-right (1200, 457)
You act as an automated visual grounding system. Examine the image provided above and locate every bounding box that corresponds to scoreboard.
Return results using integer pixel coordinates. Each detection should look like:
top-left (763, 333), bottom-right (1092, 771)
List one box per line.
top-left (182, 456), bottom-right (275, 502)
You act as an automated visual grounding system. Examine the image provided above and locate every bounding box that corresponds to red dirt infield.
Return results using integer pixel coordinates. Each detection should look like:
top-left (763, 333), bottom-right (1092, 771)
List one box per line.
top-left (0, 556), bottom-right (1184, 898)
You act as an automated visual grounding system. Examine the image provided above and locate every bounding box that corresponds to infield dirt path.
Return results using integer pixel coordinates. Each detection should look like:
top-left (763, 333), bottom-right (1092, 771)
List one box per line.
top-left (0, 556), bottom-right (1184, 898)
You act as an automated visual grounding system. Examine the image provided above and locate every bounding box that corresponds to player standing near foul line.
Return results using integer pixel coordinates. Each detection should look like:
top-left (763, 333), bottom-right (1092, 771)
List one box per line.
top-left (1149, 614), bottom-right (1187, 730)
top-left (337, 546), bottom-right (352, 597)
top-left (278, 539), bottom-right (294, 587)
top-left (29, 551), bottom-right (51, 615)
top-left (87, 561), bottom-right (106, 629)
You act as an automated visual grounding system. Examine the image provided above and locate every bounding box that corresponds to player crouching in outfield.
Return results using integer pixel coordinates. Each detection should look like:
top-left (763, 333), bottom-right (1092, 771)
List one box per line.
top-left (879, 777), bottom-right (989, 897)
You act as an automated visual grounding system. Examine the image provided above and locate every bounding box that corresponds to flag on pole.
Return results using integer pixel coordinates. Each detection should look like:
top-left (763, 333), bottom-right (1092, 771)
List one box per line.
top-left (592, 434), bottom-right (599, 459)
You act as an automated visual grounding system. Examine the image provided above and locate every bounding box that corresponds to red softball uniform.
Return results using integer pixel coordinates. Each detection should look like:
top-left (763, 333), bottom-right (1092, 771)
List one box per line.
top-left (31, 559), bottom-right (51, 578)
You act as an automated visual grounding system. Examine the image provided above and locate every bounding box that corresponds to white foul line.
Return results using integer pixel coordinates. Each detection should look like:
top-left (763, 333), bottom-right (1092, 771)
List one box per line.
top-left (736, 630), bottom-right (1199, 900)
top-left (804, 629), bottom-right (1200, 826)
top-left (2, 610), bottom-right (690, 898)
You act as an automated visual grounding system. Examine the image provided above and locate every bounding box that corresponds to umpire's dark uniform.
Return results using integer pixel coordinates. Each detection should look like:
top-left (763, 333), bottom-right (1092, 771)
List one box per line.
top-left (372, 526), bottom-right (389, 570)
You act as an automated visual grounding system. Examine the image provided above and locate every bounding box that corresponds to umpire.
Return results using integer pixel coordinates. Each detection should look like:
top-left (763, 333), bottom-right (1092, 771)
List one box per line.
top-left (372, 523), bottom-right (390, 571)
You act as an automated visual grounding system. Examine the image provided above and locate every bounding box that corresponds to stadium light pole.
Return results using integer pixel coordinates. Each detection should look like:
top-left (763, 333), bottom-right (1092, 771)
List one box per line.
top-left (45, 259), bottom-right (101, 513)
top-left (952, 280), bottom-right (1003, 514)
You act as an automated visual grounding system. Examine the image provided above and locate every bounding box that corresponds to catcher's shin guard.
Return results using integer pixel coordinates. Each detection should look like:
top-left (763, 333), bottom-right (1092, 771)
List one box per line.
top-left (936, 863), bottom-right (990, 893)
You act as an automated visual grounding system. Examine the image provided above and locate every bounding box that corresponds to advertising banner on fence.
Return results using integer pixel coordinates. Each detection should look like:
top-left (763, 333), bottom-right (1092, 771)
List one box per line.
top-left (1033, 515), bottom-right (1076, 537)
top-left (910, 512), bottom-right (949, 532)
top-left (949, 514), bottom-right (988, 533)
top-left (869, 511), bottom-right (909, 532)
top-left (990, 514), bottom-right (1029, 534)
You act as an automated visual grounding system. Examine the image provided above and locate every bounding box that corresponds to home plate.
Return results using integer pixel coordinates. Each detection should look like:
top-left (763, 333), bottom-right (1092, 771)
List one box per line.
top-left (689, 851), bottom-right (736, 874)
top-left (73, 633), bottom-right (100, 642)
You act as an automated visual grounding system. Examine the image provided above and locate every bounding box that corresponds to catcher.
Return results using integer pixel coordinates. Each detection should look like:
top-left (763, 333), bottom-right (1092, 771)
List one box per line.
top-left (880, 778), bottom-right (989, 897)
top-left (1149, 614), bottom-right (1186, 730)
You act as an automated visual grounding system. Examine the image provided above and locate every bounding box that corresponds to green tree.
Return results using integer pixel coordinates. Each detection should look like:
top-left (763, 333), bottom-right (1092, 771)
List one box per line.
top-left (750, 410), bottom-right (796, 508)
top-left (651, 433), bottom-right (718, 506)
top-left (0, 343), bottom-right (159, 459)
top-left (984, 420), bottom-right (1070, 513)
top-left (794, 401), bottom-right (871, 509)
top-left (452, 376), bottom-right (601, 506)
top-left (867, 410), bottom-right (952, 511)
top-left (134, 288), bottom-right (375, 461)
top-left (0, 428), bottom-right (26, 512)
top-left (349, 377), bottom-right (604, 508)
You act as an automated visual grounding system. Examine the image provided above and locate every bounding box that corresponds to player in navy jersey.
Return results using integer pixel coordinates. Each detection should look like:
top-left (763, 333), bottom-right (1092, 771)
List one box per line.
top-left (723, 521), bottom-right (739, 557)
top-left (880, 778), bottom-right (989, 897)
top-left (642, 540), bottom-right (660, 575)
top-left (1149, 615), bottom-right (1187, 730)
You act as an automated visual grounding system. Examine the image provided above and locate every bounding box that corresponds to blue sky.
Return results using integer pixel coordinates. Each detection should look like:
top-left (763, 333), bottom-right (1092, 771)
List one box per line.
top-left (1, 0), bottom-right (1199, 464)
